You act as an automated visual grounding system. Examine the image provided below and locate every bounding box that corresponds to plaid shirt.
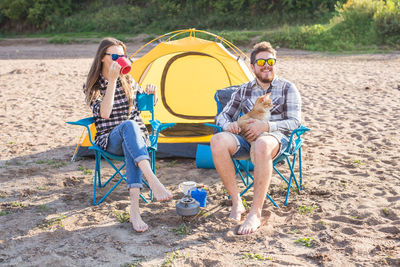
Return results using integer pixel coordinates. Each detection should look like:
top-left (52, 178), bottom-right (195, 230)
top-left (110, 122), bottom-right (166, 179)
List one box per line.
top-left (88, 74), bottom-right (149, 150)
top-left (216, 77), bottom-right (301, 136)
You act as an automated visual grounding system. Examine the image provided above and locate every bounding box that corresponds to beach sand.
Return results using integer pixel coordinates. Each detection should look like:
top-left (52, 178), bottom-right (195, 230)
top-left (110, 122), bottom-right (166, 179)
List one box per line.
top-left (0, 40), bottom-right (400, 266)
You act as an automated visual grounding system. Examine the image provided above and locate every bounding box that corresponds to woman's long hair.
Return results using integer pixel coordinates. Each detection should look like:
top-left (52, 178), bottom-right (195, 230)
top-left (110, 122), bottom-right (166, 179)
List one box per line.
top-left (84, 37), bottom-right (133, 113)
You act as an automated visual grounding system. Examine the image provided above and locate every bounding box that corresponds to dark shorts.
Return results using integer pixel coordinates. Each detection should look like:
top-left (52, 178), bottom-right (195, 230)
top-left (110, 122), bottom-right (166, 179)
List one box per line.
top-left (230, 131), bottom-right (292, 161)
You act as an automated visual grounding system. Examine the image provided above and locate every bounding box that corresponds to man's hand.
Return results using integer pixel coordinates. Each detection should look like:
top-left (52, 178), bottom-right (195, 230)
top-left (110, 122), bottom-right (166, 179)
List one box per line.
top-left (225, 121), bottom-right (241, 134)
top-left (243, 119), bottom-right (269, 142)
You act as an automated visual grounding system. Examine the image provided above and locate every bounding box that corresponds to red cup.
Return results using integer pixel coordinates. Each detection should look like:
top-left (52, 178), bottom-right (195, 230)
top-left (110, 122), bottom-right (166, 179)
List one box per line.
top-left (116, 57), bottom-right (132, 75)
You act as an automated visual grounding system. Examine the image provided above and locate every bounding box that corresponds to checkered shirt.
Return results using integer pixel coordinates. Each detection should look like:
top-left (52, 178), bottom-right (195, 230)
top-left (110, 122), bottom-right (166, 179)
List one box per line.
top-left (215, 77), bottom-right (302, 136)
top-left (88, 74), bottom-right (149, 150)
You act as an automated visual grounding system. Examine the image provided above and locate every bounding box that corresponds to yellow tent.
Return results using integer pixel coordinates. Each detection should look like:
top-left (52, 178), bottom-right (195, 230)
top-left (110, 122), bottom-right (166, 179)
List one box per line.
top-left (73, 29), bottom-right (253, 159)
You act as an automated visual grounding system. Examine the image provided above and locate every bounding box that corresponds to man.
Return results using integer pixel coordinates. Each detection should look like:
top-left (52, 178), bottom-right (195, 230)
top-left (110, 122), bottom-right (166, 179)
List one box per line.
top-left (210, 41), bottom-right (301, 235)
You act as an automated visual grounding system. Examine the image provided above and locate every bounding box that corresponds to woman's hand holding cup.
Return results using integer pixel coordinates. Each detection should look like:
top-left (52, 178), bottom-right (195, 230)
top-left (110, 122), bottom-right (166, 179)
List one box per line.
top-left (108, 61), bottom-right (121, 83)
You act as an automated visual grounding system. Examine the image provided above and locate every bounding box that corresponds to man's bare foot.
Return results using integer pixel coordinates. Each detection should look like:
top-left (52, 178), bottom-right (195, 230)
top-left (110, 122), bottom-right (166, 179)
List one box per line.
top-left (237, 212), bottom-right (261, 235)
top-left (130, 209), bottom-right (148, 232)
top-left (149, 180), bottom-right (173, 201)
top-left (229, 201), bottom-right (246, 221)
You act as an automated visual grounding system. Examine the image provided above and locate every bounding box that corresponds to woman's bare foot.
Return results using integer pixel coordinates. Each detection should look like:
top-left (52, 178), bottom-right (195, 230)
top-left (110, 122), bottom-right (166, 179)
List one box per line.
top-left (130, 208), bottom-right (148, 232)
top-left (149, 180), bottom-right (172, 201)
top-left (229, 201), bottom-right (246, 221)
top-left (237, 212), bottom-right (261, 235)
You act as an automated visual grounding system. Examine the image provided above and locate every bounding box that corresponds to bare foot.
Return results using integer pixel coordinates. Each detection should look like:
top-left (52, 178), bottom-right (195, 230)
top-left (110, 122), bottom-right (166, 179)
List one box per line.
top-left (237, 212), bottom-right (261, 235)
top-left (229, 201), bottom-right (246, 221)
top-left (130, 209), bottom-right (149, 232)
top-left (149, 180), bottom-right (173, 201)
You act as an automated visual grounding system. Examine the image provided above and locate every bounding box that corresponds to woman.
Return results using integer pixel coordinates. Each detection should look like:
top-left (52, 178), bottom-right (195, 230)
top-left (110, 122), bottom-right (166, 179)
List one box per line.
top-left (84, 37), bottom-right (172, 232)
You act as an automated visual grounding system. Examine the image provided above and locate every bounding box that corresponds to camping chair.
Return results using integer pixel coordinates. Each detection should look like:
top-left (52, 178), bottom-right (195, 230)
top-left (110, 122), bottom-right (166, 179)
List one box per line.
top-left (67, 93), bottom-right (175, 205)
top-left (205, 87), bottom-right (309, 207)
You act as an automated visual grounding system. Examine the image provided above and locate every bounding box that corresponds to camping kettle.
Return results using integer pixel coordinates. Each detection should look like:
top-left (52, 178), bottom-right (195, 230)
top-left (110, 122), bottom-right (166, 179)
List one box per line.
top-left (176, 196), bottom-right (200, 217)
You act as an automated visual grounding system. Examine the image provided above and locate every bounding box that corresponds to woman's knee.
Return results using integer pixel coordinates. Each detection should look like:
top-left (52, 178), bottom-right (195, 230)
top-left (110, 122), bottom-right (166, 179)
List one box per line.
top-left (121, 120), bottom-right (140, 134)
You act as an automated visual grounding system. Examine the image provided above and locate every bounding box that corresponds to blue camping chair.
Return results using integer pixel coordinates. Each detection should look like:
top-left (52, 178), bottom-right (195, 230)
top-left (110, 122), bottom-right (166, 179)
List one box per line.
top-left (205, 87), bottom-right (309, 207)
top-left (67, 93), bottom-right (175, 205)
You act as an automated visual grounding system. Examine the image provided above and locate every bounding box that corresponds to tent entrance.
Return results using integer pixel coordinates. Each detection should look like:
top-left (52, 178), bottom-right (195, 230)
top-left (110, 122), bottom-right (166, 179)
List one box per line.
top-left (161, 52), bottom-right (230, 120)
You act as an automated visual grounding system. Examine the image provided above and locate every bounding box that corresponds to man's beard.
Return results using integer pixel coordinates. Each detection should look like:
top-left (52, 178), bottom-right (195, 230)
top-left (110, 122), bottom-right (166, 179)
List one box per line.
top-left (255, 71), bottom-right (274, 84)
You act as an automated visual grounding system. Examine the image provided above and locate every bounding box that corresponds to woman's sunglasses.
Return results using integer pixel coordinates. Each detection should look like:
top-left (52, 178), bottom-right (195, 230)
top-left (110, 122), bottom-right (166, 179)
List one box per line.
top-left (255, 58), bottom-right (276, 67)
top-left (104, 53), bottom-right (126, 61)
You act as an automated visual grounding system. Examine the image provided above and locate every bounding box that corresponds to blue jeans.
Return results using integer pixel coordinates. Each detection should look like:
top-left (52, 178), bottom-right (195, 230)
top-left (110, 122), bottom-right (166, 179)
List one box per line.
top-left (105, 120), bottom-right (150, 189)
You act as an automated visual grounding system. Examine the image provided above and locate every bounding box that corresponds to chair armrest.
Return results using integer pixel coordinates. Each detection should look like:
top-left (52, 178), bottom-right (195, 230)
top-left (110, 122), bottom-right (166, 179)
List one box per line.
top-left (149, 120), bottom-right (176, 148)
top-left (66, 117), bottom-right (96, 146)
top-left (66, 117), bottom-right (95, 127)
top-left (204, 123), bottom-right (223, 133)
top-left (285, 125), bottom-right (310, 153)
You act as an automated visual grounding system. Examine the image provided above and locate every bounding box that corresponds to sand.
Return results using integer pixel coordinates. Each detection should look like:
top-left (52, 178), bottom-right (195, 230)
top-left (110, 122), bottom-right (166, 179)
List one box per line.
top-left (0, 39), bottom-right (400, 266)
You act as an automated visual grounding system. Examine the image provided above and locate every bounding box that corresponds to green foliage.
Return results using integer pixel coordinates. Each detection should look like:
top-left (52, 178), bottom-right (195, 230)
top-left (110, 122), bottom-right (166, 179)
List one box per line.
top-left (242, 252), bottom-right (272, 261)
top-left (1, 0), bottom-right (399, 52)
top-left (0, 0), bottom-right (344, 33)
top-left (38, 214), bottom-right (66, 229)
top-left (298, 205), bottom-right (319, 214)
top-left (36, 159), bottom-right (67, 168)
top-left (37, 204), bottom-right (49, 211)
top-left (11, 201), bottom-right (25, 208)
top-left (162, 251), bottom-right (188, 267)
top-left (0, 210), bottom-right (12, 216)
top-left (261, 0), bottom-right (400, 51)
top-left (114, 210), bottom-right (130, 223)
top-left (295, 237), bottom-right (315, 247)
top-left (78, 165), bottom-right (93, 175)
top-left (374, 0), bottom-right (400, 45)
top-left (172, 222), bottom-right (191, 235)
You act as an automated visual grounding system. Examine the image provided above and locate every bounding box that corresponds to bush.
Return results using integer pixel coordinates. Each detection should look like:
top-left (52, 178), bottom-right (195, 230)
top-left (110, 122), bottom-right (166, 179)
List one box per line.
top-left (374, 0), bottom-right (400, 45)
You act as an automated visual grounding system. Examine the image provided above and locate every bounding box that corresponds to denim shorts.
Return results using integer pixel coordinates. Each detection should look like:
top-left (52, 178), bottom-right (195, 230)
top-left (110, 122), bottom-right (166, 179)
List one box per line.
top-left (230, 131), bottom-right (292, 161)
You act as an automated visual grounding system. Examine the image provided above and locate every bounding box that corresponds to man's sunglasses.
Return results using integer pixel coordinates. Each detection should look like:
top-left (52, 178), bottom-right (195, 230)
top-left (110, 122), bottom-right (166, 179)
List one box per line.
top-left (254, 58), bottom-right (276, 67)
top-left (104, 53), bottom-right (126, 61)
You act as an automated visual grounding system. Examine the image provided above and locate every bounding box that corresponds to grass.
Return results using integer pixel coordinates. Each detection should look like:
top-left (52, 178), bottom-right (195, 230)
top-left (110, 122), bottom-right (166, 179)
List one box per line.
top-left (383, 208), bottom-right (390, 216)
top-left (11, 201), bottom-right (25, 208)
top-left (298, 205), bottom-right (319, 215)
top-left (78, 165), bottom-right (93, 175)
top-left (0, 210), bottom-right (12, 216)
top-left (114, 210), bottom-right (130, 223)
top-left (36, 159), bottom-right (67, 168)
top-left (36, 185), bottom-right (49, 191)
top-left (295, 237), bottom-right (315, 247)
top-left (166, 160), bottom-right (177, 167)
top-left (288, 229), bottom-right (300, 234)
top-left (242, 198), bottom-right (250, 211)
top-left (172, 223), bottom-right (191, 236)
top-left (38, 214), bottom-right (66, 229)
top-left (242, 252), bottom-right (273, 261)
top-left (162, 251), bottom-right (188, 267)
top-left (37, 204), bottom-right (50, 211)
top-left (120, 259), bottom-right (143, 267)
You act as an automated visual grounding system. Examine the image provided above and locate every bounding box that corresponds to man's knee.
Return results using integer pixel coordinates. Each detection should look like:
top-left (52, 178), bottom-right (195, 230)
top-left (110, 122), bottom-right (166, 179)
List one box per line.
top-left (210, 133), bottom-right (235, 152)
top-left (254, 137), bottom-right (279, 158)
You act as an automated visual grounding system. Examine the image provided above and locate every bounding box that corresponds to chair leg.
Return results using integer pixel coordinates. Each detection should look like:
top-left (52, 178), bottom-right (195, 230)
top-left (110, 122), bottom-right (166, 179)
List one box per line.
top-left (299, 147), bottom-right (303, 190)
top-left (234, 160), bottom-right (279, 208)
top-left (284, 154), bottom-right (301, 206)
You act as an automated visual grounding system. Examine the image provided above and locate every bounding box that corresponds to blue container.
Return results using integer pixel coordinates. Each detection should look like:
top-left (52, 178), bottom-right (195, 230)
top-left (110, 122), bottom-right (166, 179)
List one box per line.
top-left (190, 188), bottom-right (207, 207)
top-left (196, 144), bottom-right (215, 169)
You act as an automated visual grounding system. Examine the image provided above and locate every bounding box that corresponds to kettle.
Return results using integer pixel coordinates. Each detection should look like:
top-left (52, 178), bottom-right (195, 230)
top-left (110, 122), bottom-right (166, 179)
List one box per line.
top-left (176, 196), bottom-right (200, 217)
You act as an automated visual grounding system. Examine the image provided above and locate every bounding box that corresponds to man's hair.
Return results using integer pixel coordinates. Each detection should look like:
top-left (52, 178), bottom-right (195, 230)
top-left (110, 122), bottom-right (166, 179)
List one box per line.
top-left (250, 41), bottom-right (276, 64)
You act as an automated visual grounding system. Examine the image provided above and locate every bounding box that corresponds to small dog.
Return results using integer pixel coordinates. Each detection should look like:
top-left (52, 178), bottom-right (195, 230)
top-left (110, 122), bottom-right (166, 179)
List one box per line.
top-left (237, 93), bottom-right (273, 162)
